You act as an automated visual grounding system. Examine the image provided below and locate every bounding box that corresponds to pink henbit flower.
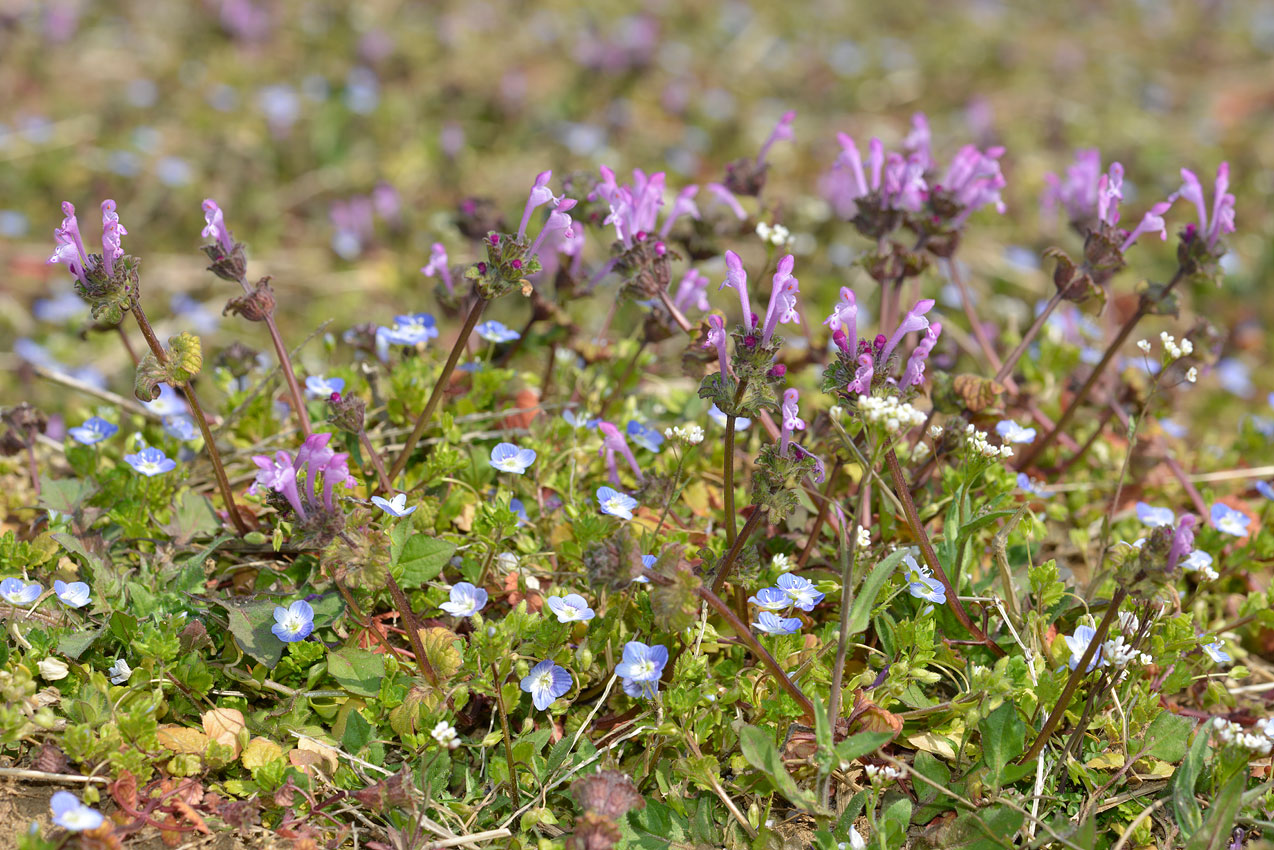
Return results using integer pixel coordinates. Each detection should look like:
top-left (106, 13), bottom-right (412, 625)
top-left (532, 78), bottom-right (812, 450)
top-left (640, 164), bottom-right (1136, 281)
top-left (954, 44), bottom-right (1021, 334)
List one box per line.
top-left (1172, 163), bottom-right (1236, 251)
top-left (822, 131), bottom-right (928, 218)
top-left (598, 420), bottom-right (644, 485)
top-left (704, 182), bottom-right (748, 220)
top-left (760, 254), bottom-right (800, 345)
top-left (518, 170), bottom-right (562, 241)
top-left (529, 198), bottom-right (577, 257)
top-left (847, 353), bottom-right (875, 395)
top-left (902, 322), bottom-right (943, 386)
top-left (778, 388), bottom-right (806, 457)
top-left (251, 451), bottom-right (306, 517)
top-left (756, 109), bottom-right (796, 166)
top-left (660, 185), bottom-right (701, 239)
top-left (1120, 201), bottom-right (1173, 253)
top-left (881, 298), bottom-right (935, 362)
top-left (939, 145), bottom-right (1006, 226)
top-left (421, 243), bottom-right (453, 294)
top-left (718, 250), bottom-right (754, 328)
top-left (48, 202), bottom-right (90, 285)
top-left (1095, 162), bottom-right (1125, 227)
top-left (1167, 514), bottom-right (1197, 572)
top-left (201, 199), bottom-right (236, 255)
top-left (903, 112), bottom-right (932, 171)
top-left (1042, 148), bottom-right (1103, 225)
top-left (672, 268), bottom-right (710, 315)
top-left (704, 314), bottom-right (730, 377)
top-left (824, 287), bottom-right (859, 353)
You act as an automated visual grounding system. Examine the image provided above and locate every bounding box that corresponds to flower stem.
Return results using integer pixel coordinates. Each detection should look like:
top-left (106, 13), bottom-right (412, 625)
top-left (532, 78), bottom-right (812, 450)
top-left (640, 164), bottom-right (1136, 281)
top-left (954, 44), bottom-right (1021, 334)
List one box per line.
top-left (946, 259), bottom-right (1008, 387)
top-left (996, 289), bottom-right (1065, 385)
top-left (359, 429), bottom-right (393, 493)
top-left (883, 448), bottom-right (1005, 657)
top-left (696, 585), bottom-right (815, 725)
top-left (1017, 266), bottom-right (1186, 469)
top-left (723, 378), bottom-right (750, 547)
top-left (711, 507), bottom-right (765, 596)
top-left (385, 574), bottom-right (439, 686)
top-left (491, 662), bottom-right (521, 806)
top-left (796, 461), bottom-right (840, 569)
top-left (655, 286), bottom-right (693, 334)
top-left (387, 297), bottom-right (487, 487)
top-left (130, 303), bottom-right (249, 536)
top-left (1019, 588), bottom-right (1127, 764)
top-left (597, 340), bottom-right (647, 420)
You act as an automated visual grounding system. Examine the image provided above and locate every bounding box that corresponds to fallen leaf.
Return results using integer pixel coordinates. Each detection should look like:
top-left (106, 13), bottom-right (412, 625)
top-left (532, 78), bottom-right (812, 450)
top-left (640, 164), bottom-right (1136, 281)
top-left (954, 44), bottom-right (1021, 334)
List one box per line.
top-left (241, 736), bottom-right (284, 770)
top-left (296, 736), bottom-right (340, 773)
top-left (157, 725), bottom-right (210, 756)
top-left (202, 708), bottom-right (245, 757)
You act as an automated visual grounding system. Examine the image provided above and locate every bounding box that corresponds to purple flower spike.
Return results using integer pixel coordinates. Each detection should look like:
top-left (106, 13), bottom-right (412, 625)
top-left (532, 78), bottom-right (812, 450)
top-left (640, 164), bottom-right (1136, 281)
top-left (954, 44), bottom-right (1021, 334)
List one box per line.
top-left (881, 299), bottom-right (935, 362)
top-left (778, 388), bottom-right (805, 458)
top-left (903, 112), bottom-right (932, 170)
top-left (1172, 163), bottom-right (1235, 252)
top-left (1096, 163), bottom-right (1124, 227)
top-left (251, 451), bottom-right (306, 517)
top-left (421, 243), bottom-right (453, 294)
top-left (902, 322), bottom-right (942, 386)
top-left (760, 254), bottom-right (800, 345)
top-left (673, 268), bottom-right (710, 314)
top-left (518, 170), bottom-right (559, 241)
top-left (1042, 149), bottom-right (1102, 225)
top-left (1120, 201), bottom-right (1173, 253)
top-left (598, 421), bottom-right (643, 485)
top-left (719, 250), bottom-right (753, 328)
top-left (99, 200), bottom-right (127, 277)
top-left (756, 109), bottom-right (796, 165)
top-left (705, 182), bottom-right (748, 220)
top-left (824, 287), bottom-right (859, 354)
top-left (201, 199), bottom-right (235, 254)
top-left (1167, 514), bottom-right (1197, 571)
top-left (705, 314), bottom-right (731, 378)
top-left (48, 202), bottom-right (90, 284)
top-left (528, 198), bottom-right (576, 257)
top-left (847, 353), bottom-right (874, 395)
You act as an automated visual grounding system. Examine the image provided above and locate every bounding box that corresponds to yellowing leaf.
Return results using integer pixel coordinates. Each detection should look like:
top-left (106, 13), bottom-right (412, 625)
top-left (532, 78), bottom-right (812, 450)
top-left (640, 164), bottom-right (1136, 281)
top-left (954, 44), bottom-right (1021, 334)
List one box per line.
top-left (241, 736), bottom-right (284, 770)
top-left (1136, 758), bottom-right (1176, 779)
top-left (1085, 751), bottom-right (1125, 770)
top-left (296, 737), bottom-right (340, 773)
top-left (202, 708), bottom-right (245, 757)
top-left (157, 725), bottom-right (209, 755)
top-left (419, 627), bottom-right (463, 681)
top-left (906, 731), bottom-right (958, 760)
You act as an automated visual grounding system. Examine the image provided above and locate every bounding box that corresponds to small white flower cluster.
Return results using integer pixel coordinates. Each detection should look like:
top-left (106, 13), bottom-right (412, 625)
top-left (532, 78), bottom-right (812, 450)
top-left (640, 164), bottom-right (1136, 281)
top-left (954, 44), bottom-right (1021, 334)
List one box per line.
top-left (772, 553), bottom-right (792, 572)
top-left (1102, 635), bottom-right (1151, 668)
top-left (856, 526), bottom-right (871, 548)
top-left (431, 721), bottom-right (462, 749)
top-left (911, 441), bottom-right (931, 460)
top-left (1159, 331), bottom-right (1193, 360)
top-left (1186, 366), bottom-right (1198, 383)
top-left (864, 764), bottom-right (904, 782)
top-left (755, 221), bottom-right (793, 248)
top-left (928, 424), bottom-right (944, 439)
top-left (859, 396), bottom-right (926, 434)
top-left (1211, 717), bottom-right (1274, 755)
top-left (964, 424), bottom-right (1014, 459)
top-left (664, 423), bottom-right (705, 445)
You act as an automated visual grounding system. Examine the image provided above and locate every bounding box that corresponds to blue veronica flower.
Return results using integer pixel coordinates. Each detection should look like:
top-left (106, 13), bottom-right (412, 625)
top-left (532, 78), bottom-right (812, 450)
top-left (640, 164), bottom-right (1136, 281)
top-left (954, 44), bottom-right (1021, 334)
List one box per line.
top-left (475, 320), bottom-right (521, 344)
top-left (616, 641), bottom-right (667, 699)
top-left (1016, 473), bottom-right (1053, 498)
top-left (49, 792), bottom-right (103, 832)
top-left (622, 676), bottom-right (659, 698)
top-left (626, 421), bottom-right (664, 453)
top-left (748, 587), bottom-right (789, 611)
top-left (753, 611), bottom-right (802, 635)
top-left (489, 442), bottom-right (537, 474)
top-left (1063, 625), bottom-right (1106, 672)
top-left (632, 554), bottom-right (655, 583)
top-left (162, 415), bottom-right (199, 442)
top-left (380, 313), bottom-right (439, 346)
top-left (1249, 415), bottom-right (1274, 439)
top-left (370, 493), bottom-right (418, 517)
top-left (53, 580), bottom-right (91, 609)
top-left (124, 446), bottom-right (177, 477)
top-left (1201, 640), bottom-right (1231, 665)
top-left (305, 375), bottom-right (345, 398)
top-left (1135, 502), bottom-right (1174, 528)
top-left (68, 417), bottom-right (117, 445)
top-left (271, 600), bottom-right (315, 642)
top-left (776, 573), bottom-right (824, 611)
top-left (995, 419), bottom-right (1036, 444)
top-left (907, 574), bottom-right (946, 605)
top-left (546, 593), bottom-right (595, 623)
top-left (708, 404), bottom-right (750, 430)
top-left (143, 384), bottom-right (186, 417)
top-left (440, 582), bottom-right (488, 617)
top-left (1211, 503), bottom-right (1250, 537)
top-left (520, 659), bottom-right (573, 710)
top-left (0, 577), bottom-right (42, 606)
top-left (563, 409), bottom-right (599, 430)
top-left (597, 486), bottom-right (638, 520)
top-left (1257, 481), bottom-right (1274, 502)
top-left (509, 498), bottom-right (530, 526)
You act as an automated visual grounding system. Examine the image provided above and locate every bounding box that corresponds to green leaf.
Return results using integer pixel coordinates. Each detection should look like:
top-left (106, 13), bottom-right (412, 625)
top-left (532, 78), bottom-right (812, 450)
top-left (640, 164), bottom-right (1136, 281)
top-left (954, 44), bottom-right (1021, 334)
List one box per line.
top-left (393, 535), bottom-right (457, 587)
top-left (835, 731), bottom-right (893, 763)
top-left (160, 491), bottom-right (220, 544)
top-left (1172, 728), bottom-right (1209, 838)
top-left (957, 509), bottom-right (1018, 539)
top-left (978, 702), bottom-right (1025, 789)
top-left (1028, 560), bottom-right (1064, 611)
top-left (625, 799), bottom-right (693, 850)
top-left (943, 804), bottom-right (1025, 849)
top-left (540, 735), bottom-right (575, 782)
top-left (1184, 766), bottom-right (1245, 850)
top-left (39, 475), bottom-right (98, 515)
top-left (736, 723), bottom-right (819, 810)
top-left (327, 648), bottom-right (386, 697)
top-left (846, 549), bottom-right (906, 638)
top-left (50, 532), bottom-right (102, 571)
top-left (59, 625), bottom-right (104, 660)
top-left (341, 709), bottom-right (372, 752)
top-left (213, 597), bottom-right (285, 668)
top-left (1139, 710), bottom-right (1193, 763)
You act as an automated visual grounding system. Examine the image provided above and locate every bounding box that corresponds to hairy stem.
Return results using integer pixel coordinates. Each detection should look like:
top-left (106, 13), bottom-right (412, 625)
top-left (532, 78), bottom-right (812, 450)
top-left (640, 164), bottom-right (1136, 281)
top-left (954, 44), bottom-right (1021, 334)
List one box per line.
top-left (655, 286), bottom-right (693, 334)
top-left (996, 289), bottom-right (1065, 385)
top-left (359, 429), bottom-right (393, 493)
top-left (1019, 589), bottom-right (1127, 764)
top-left (883, 448), bottom-right (1004, 657)
top-left (723, 378), bottom-right (750, 546)
top-left (131, 303), bottom-right (249, 535)
top-left (384, 574), bottom-right (439, 686)
top-left (387, 297), bottom-right (487, 486)
top-left (491, 662), bottom-right (521, 806)
top-left (711, 507), bottom-right (766, 596)
top-left (796, 462), bottom-right (840, 569)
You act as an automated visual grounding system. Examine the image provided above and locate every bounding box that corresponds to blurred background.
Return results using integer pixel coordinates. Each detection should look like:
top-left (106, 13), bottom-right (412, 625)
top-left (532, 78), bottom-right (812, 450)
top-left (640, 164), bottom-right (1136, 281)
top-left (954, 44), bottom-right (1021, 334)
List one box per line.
top-left (3, 0), bottom-right (1273, 415)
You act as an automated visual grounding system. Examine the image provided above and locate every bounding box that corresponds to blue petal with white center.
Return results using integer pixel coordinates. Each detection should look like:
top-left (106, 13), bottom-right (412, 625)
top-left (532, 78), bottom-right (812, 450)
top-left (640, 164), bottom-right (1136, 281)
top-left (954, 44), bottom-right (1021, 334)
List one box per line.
top-left (520, 659), bottom-right (572, 710)
top-left (68, 416), bottom-right (117, 445)
top-left (489, 442), bottom-right (537, 474)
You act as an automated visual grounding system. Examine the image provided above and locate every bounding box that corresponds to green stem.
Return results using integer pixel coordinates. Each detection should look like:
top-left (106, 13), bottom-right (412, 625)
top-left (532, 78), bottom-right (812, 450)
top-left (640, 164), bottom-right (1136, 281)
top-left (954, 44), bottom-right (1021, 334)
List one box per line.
top-left (384, 574), bottom-right (439, 686)
top-left (711, 508), bottom-right (765, 596)
top-left (723, 378), bottom-right (750, 547)
top-left (491, 662), bottom-right (521, 806)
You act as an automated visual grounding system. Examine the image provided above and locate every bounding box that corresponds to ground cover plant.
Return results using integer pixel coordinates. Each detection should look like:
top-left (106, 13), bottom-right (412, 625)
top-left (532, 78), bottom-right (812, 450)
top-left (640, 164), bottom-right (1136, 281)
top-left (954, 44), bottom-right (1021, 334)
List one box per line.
top-left (4, 2), bottom-right (1274, 849)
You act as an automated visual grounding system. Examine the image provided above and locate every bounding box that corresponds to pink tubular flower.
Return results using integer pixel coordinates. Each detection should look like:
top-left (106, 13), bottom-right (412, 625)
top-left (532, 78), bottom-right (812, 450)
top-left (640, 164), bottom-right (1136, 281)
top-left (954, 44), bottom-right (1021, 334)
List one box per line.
top-left (201, 199), bottom-right (235, 255)
top-left (320, 452), bottom-right (354, 511)
top-left (940, 145), bottom-right (1007, 225)
top-left (294, 432), bottom-right (336, 507)
top-left (658, 185), bottom-right (700, 239)
top-left (824, 287), bottom-right (859, 355)
top-left (760, 254), bottom-right (799, 345)
top-left (99, 200), bottom-right (127, 277)
top-left (1167, 514), bottom-right (1196, 572)
top-left (1172, 163), bottom-right (1235, 251)
top-left (847, 353), bottom-right (874, 395)
top-left (881, 298), bottom-right (935, 362)
top-left (421, 243), bottom-right (453, 294)
top-left (48, 202), bottom-right (90, 285)
top-left (902, 322), bottom-right (942, 386)
top-left (1042, 149), bottom-right (1103, 225)
top-left (705, 182), bottom-right (747, 220)
top-left (756, 109), bottom-right (795, 166)
top-left (1096, 163), bottom-right (1125, 227)
top-left (705, 314), bottom-right (730, 377)
top-left (719, 250), bottom-right (753, 327)
top-left (529, 198), bottom-right (577, 257)
top-left (598, 421), bottom-right (644, 485)
top-left (903, 112), bottom-right (932, 171)
top-left (778, 388), bottom-right (805, 457)
top-left (518, 170), bottom-right (561, 241)
top-left (673, 268), bottom-right (710, 314)
top-left (1120, 201), bottom-right (1173, 253)
top-left (251, 451), bottom-right (306, 518)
